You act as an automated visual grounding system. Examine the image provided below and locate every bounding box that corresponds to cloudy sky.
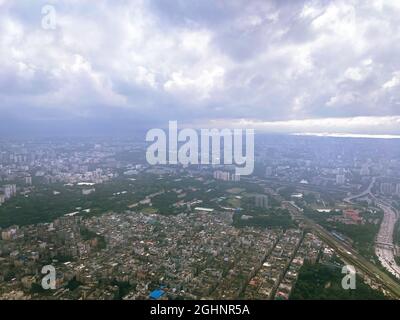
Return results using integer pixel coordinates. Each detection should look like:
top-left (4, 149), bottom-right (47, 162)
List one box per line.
top-left (1, 0), bottom-right (400, 136)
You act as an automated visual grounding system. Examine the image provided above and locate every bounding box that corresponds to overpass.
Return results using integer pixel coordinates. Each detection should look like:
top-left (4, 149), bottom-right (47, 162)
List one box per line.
top-left (303, 216), bottom-right (400, 298)
top-left (344, 177), bottom-right (376, 203)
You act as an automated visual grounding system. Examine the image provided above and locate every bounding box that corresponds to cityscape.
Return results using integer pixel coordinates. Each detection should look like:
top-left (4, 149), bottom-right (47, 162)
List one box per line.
top-left (0, 135), bottom-right (400, 300)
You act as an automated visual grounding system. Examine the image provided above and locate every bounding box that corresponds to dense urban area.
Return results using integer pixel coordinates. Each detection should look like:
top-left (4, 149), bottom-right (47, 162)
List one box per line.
top-left (1, 134), bottom-right (400, 300)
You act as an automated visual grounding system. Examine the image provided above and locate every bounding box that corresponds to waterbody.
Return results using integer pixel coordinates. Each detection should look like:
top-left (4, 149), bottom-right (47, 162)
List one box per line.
top-left (146, 121), bottom-right (254, 176)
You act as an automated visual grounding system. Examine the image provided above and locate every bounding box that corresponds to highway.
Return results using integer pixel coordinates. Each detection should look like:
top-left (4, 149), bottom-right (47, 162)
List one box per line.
top-left (252, 175), bottom-right (400, 298)
top-left (344, 176), bottom-right (400, 280)
top-left (282, 200), bottom-right (400, 298)
top-left (344, 177), bottom-right (376, 203)
top-left (375, 201), bottom-right (400, 279)
top-left (301, 215), bottom-right (400, 298)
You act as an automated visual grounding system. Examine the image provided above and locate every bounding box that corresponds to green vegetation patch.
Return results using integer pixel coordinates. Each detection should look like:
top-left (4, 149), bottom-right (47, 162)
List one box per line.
top-left (291, 262), bottom-right (386, 300)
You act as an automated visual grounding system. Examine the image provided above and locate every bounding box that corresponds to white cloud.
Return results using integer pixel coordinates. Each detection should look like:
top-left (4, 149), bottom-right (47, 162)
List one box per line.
top-left (326, 92), bottom-right (359, 107)
top-left (344, 67), bottom-right (363, 81)
top-left (0, 0), bottom-right (399, 133)
top-left (383, 72), bottom-right (400, 89)
top-left (163, 66), bottom-right (225, 99)
top-left (203, 116), bottom-right (400, 135)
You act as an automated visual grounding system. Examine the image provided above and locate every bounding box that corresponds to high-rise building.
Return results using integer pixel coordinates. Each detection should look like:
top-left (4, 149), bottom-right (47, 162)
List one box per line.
top-left (265, 166), bottom-right (274, 177)
top-left (213, 170), bottom-right (240, 182)
top-left (360, 165), bottom-right (370, 176)
top-left (0, 193), bottom-right (5, 206)
top-left (231, 174), bottom-right (240, 182)
top-left (24, 176), bottom-right (32, 185)
top-left (2, 184), bottom-right (16, 200)
top-left (336, 174), bottom-right (345, 185)
top-left (255, 194), bottom-right (269, 209)
top-left (396, 183), bottom-right (400, 195)
top-left (380, 182), bottom-right (394, 195)
top-left (213, 170), bottom-right (230, 181)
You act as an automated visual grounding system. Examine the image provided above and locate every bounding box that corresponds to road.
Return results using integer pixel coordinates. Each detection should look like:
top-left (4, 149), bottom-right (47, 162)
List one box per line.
top-left (302, 216), bottom-right (400, 298)
top-left (251, 175), bottom-right (400, 297)
top-left (282, 199), bottom-right (400, 298)
top-left (375, 200), bottom-right (400, 279)
top-left (343, 177), bottom-right (400, 279)
top-left (344, 177), bottom-right (376, 203)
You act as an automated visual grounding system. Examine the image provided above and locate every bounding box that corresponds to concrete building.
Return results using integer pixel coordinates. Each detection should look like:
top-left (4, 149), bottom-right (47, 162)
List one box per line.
top-left (255, 194), bottom-right (269, 209)
top-left (336, 174), bottom-right (345, 185)
top-left (380, 182), bottom-right (397, 195)
top-left (265, 167), bottom-right (274, 177)
top-left (213, 170), bottom-right (240, 182)
top-left (0, 193), bottom-right (5, 206)
top-left (2, 184), bottom-right (17, 200)
top-left (213, 170), bottom-right (230, 181)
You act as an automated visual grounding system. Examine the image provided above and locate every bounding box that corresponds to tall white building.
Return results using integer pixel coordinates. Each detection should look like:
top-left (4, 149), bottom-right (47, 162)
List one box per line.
top-left (231, 174), bottom-right (240, 182)
top-left (3, 184), bottom-right (16, 200)
top-left (380, 182), bottom-right (394, 195)
top-left (213, 170), bottom-right (230, 181)
top-left (336, 174), bottom-right (345, 185)
top-left (265, 166), bottom-right (273, 177)
top-left (0, 193), bottom-right (5, 205)
top-left (255, 194), bottom-right (269, 209)
top-left (213, 170), bottom-right (240, 182)
top-left (360, 165), bottom-right (370, 176)
top-left (25, 176), bottom-right (32, 185)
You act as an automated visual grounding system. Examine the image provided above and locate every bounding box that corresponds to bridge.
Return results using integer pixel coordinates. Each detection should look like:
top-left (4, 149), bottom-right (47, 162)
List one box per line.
top-left (375, 241), bottom-right (395, 249)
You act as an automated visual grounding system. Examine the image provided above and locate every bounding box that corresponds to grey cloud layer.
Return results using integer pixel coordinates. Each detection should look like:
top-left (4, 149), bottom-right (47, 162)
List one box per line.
top-left (1, 0), bottom-right (400, 134)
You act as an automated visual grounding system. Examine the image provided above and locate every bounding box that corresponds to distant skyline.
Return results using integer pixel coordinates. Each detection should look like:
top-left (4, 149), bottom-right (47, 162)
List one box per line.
top-left (1, 0), bottom-right (400, 136)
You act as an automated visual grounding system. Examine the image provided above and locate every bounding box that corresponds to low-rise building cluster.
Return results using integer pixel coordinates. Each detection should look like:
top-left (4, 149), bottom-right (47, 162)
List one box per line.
top-left (0, 210), bottom-right (328, 300)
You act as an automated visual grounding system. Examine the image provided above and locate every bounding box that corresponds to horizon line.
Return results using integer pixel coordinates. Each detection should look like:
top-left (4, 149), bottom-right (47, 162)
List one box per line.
top-left (291, 132), bottom-right (400, 139)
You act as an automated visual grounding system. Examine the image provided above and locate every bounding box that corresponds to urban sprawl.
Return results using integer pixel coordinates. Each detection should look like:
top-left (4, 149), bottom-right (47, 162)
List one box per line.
top-left (1, 135), bottom-right (400, 300)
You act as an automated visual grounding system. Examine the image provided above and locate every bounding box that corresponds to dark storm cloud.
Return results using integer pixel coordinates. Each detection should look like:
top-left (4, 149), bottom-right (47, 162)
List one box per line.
top-left (1, 0), bottom-right (400, 135)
